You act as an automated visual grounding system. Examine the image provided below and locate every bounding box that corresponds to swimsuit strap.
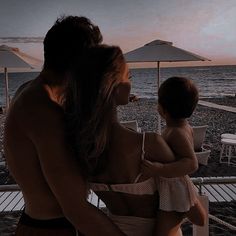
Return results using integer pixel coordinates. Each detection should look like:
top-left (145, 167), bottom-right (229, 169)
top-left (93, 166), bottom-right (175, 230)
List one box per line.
top-left (134, 133), bottom-right (145, 183)
top-left (141, 132), bottom-right (146, 160)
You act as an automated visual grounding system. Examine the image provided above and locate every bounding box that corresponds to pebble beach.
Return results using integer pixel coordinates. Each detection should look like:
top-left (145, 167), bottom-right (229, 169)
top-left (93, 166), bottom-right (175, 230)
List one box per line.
top-left (0, 96), bottom-right (235, 235)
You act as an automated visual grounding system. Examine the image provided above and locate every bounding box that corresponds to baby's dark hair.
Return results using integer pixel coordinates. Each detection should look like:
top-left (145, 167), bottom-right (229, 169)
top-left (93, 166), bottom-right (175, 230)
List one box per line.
top-left (158, 76), bottom-right (199, 119)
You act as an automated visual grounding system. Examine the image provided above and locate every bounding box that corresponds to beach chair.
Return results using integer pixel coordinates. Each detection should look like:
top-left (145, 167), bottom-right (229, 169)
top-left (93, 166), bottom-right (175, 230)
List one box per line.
top-left (120, 120), bottom-right (141, 132)
top-left (221, 133), bottom-right (236, 140)
top-left (192, 125), bottom-right (211, 165)
top-left (220, 133), bottom-right (236, 166)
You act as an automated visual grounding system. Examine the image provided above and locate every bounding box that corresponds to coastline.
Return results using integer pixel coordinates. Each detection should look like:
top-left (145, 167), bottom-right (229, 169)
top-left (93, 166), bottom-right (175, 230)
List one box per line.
top-left (0, 96), bottom-right (235, 235)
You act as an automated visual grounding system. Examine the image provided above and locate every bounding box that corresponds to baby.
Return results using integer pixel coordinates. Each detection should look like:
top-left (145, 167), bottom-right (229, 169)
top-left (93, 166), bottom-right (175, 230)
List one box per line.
top-left (142, 76), bottom-right (206, 235)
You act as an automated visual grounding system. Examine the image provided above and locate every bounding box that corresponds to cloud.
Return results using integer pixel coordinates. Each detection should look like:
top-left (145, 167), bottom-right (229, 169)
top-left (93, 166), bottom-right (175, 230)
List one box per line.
top-left (0, 37), bottom-right (44, 43)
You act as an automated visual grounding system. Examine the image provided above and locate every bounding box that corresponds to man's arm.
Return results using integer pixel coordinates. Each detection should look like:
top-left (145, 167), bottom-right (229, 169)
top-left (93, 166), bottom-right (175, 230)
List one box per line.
top-left (26, 104), bottom-right (125, 236)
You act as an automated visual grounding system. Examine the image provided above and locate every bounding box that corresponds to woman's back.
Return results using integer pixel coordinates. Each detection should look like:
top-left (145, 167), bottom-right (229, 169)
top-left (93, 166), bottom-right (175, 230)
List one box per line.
top-left (90, 123), bottom-right (159, 218)
top-left (65, 45), bottom-right (177, 235)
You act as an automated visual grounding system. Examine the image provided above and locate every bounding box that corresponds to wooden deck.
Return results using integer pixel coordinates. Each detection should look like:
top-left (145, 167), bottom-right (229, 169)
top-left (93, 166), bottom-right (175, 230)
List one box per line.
top-left (195, 183), bottom-right (236, 202)
top-left (0, 177), bottom-right (236, 213)
top-left (192, 176), bottom-right (236, 202)
top-left (0, 191), bottom-right (24, 212)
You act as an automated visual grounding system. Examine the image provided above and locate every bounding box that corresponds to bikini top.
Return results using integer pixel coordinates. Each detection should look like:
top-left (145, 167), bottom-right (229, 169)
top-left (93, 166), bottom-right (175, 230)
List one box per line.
top-left (89, 133), bottom-right (157, 195)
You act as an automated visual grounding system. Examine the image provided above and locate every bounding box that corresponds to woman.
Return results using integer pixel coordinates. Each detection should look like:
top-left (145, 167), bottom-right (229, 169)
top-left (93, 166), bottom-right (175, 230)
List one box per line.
top-left (64, 45), bottom-right (204, 235)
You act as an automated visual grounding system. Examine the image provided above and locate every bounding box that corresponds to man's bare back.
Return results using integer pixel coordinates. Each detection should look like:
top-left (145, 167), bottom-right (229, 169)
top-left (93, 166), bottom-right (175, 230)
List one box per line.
top-left (4, 75), bottom-right (127, 235)
top-left (4, 77), bottom-right (65, 219)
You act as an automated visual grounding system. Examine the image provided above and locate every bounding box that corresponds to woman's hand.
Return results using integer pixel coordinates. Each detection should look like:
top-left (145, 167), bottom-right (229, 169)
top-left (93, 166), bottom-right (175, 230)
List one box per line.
top-left (141, 159), bottom-right (164, 178)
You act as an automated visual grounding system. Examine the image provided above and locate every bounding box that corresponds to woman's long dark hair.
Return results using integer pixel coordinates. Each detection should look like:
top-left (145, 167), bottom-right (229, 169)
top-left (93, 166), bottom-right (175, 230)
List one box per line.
top-left (65, 45), bottom-right (125, 176)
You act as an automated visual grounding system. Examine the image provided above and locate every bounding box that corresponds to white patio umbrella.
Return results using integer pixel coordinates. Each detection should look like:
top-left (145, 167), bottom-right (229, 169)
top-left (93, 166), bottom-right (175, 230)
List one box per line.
top-left (124, 39), bottom-right (209, 89)
top-left (0, 45), bottom-right (42, 110)
top-left (124, 39), bottom-right (209, 131)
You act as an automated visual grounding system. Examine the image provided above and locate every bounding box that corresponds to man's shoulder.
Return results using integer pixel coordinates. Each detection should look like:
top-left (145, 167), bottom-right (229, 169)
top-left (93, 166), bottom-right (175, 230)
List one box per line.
top-left (14, 80), bottom-right (33, 97)
top-left (9, 81), bottom-right (64, 126)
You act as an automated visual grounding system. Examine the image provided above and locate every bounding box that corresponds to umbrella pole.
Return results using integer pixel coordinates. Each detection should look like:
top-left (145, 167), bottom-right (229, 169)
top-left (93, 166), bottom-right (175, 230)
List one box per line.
top-left (4, 67), bottom-right (9, 111)
top-left (157, 62), bottom-right (161, 133)
top-left (157, 61), bottom-right (160, 89)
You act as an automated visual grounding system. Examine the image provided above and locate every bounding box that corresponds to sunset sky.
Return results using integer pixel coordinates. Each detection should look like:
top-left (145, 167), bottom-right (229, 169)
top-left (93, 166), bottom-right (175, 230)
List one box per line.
top-left (0, 0), bottom-right (236, 68)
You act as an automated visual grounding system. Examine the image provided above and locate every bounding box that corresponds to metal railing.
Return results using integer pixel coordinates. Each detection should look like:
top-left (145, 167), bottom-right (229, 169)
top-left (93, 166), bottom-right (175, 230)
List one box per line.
top-left (0, 177), bottom-right (236, 235)
top-left (191, 176), bottom-right (236, 195)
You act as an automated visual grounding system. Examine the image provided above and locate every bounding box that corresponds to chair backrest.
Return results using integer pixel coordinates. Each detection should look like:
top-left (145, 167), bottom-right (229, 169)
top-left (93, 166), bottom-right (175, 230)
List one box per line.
top-left (221, 133), bottom-right (236, 140)
top-left (192, 125), bottom-right (208, 152)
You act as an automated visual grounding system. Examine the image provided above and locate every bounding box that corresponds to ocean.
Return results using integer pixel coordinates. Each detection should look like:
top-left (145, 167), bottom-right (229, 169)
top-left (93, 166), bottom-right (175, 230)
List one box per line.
top-left (0, 65), bottom-right (235, 106)
top-left (130, 65), bottom-right (236, 99)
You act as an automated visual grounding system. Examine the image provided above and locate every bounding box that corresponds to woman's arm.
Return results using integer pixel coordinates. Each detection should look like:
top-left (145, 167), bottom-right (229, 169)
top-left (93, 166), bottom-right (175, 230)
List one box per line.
top-left (144, 132), bottom-right (176, 163)
top-left (143, 130), bottom-right (198, 178)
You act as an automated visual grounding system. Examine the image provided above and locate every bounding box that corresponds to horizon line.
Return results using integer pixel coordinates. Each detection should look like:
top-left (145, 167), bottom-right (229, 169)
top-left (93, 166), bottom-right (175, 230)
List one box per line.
top-left (0, 63), bottom-right (236, 74)
top-left (0, 37), bottom-right (44, 43)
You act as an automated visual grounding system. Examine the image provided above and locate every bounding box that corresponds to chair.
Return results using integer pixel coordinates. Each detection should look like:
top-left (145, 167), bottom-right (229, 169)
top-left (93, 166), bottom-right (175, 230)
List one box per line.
top-left (220, 133), bottom-right (236, 166)
top-left (192, 125), bottom-right (211, 165)
top-left (221, 133), bottom-right (236, 140)
top-left (193, 125), bottom-right (208, 151)
top-left (120, 120), bottom-right (141, 132)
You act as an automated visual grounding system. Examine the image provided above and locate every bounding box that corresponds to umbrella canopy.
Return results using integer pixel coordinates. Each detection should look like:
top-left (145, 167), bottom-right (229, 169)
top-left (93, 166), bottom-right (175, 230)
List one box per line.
top-left (124, 39), bottom-right (209, 88)
top-left (0, 45), bottom-right (42, 110)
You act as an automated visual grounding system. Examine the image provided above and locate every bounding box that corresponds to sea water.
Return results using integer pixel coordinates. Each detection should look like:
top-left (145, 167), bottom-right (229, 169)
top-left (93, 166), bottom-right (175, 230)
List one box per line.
top-left (0, 65), bottom-right (235, 106)
top-left (130, 65), bottom-right (236, 99)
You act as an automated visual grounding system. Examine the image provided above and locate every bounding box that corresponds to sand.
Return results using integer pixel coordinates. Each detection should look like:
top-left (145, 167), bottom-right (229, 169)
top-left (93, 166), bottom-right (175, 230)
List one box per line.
top-left (0, 96), bottom-right (235, 235)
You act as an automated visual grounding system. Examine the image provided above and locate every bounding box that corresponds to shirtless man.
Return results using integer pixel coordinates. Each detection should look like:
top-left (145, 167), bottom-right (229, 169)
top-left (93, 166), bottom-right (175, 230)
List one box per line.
top-left (3, 16), bottom-right (125, 236)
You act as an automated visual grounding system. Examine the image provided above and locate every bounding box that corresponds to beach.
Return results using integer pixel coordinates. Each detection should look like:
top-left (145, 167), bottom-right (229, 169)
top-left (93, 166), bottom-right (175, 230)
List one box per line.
top-left (0, 96), bottom-right (235, 235)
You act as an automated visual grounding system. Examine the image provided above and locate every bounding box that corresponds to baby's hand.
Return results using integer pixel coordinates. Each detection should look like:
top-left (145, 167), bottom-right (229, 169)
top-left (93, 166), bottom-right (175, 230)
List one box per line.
top-left (141, 160), bottom-right (163, 177)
